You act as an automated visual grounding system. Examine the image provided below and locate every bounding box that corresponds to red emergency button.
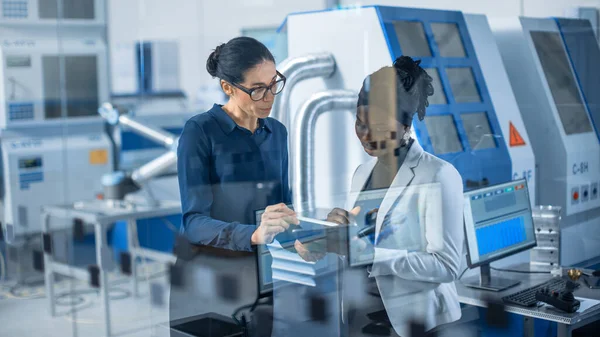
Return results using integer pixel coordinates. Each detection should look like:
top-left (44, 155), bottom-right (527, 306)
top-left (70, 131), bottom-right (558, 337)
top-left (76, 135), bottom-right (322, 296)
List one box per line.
top-left (573, 191), bottom-right (579, 200)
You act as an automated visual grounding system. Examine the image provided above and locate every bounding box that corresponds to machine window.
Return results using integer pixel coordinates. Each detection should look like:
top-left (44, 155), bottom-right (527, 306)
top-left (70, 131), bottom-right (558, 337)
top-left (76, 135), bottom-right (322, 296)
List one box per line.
top-left (393, 20), bottom-right (432, 57)
top-left (446, 67), bottom-right (481, 103)
top-left (530, 31), bottom-right (593, 135)
top-left (431, 22), bottom-right (466, 57)
top-left (424, 68), bottom-right (447, 105)
top-left (425, 115), bottom-right (464, 154)
top-left (461, 112), bottom-right (497, 150)
top-left (39, 0), bottom-right (95, 19)
top-left (43, 56), bottom-right (99, 118)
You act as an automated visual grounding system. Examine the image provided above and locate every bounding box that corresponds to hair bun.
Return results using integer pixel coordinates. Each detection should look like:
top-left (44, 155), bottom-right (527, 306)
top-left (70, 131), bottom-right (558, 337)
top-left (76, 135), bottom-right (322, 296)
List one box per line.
top-left (206, 43), bottom-right (226, 78)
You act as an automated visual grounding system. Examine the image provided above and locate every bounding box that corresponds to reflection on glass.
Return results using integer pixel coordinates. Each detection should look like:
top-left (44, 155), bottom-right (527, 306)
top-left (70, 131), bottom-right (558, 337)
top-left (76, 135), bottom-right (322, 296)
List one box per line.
top-left (431, 22), bottom-right (466, 58)
top-left (530, 31), bottom-right (593, 135)
top-left (393, 20), bottom-right (432, 57)
top-left (461, 112), bottom-right (497, 150)
top-left (242, 27), bottom-right (288, 64)
top-left (425, 115), bottom-right (464, 154)
top-left (446, 67), bottom-right (481, 103)
top-left (424, 68), bottom-right (447, 105)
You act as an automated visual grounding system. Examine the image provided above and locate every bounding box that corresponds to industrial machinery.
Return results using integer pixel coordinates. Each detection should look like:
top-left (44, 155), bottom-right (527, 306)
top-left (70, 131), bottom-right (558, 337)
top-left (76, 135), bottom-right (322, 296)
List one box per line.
top-left (0, 0), bottom-right (112, 243)
top-left (280, 6), bottom-right (535, 210)
top-left (97, 102), bottom-right (179, 204)
top-left (491, 17), bottom-right (600, 266)
top-left (109, 39), bottom-right (194, 172)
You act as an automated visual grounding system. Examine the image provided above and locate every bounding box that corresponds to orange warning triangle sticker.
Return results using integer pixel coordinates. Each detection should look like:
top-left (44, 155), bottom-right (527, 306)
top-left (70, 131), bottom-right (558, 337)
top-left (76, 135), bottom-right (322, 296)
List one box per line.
top-left (509, 122), bottom-right (526, 147)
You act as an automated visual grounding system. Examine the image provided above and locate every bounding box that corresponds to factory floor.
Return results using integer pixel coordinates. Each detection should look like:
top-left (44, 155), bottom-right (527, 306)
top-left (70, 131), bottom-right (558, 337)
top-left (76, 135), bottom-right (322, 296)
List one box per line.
top-left (0, 261), bottom-right (174, 337)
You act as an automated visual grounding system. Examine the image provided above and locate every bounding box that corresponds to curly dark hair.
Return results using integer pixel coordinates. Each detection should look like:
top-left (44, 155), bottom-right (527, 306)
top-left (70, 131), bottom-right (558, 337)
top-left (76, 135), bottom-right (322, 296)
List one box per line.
top-left (393, 56), bottom-right (434, 121)
top-left (357, 56), bottom-right (435, 124)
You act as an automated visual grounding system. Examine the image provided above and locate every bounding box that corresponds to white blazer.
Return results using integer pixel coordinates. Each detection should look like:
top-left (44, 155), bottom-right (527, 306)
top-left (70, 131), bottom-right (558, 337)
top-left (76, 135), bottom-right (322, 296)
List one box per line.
top-left (346, 141), bottom-right (464, 337)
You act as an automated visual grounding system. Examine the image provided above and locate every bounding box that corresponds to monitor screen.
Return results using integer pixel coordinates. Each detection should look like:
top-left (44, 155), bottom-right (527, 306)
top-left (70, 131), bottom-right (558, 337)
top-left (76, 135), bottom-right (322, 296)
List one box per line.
top-left (347, 188), bottom-right (388, 267)
top-left (463, 179), bottom-right (536, 267)
top-left (392, 20), bottom-right (432, 57)
top-left (254, 209), bottom-right (329, 294)
top-left (425, 115), bottom-right (464, 154)
top-left (530, 31), bottom-right (593, 135)
top-left (461, 112), bottom-right (497, 150)
top-left (431, 22), bottom-right (466, 58)
top-left (424, 68), bottom-right (447, 105)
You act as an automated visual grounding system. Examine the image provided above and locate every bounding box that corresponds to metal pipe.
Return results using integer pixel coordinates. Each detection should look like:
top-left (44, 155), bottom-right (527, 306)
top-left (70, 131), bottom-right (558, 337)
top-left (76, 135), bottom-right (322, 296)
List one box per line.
top-left (118, 115), bottom-right (176, 149)
top-left (98, 102), bottom-right (176, 149)
top-left (292, 90), bottom-right (357, 212)
top-left (272, 53), bottom-right (336, 129)
top-left (131, 151), bottom-right (177, 185)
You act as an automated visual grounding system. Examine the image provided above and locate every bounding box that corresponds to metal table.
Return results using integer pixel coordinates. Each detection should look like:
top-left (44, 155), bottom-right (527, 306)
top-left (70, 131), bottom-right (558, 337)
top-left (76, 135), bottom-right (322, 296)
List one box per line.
top-left (456, 264), bottom-right (600, 337)
top-left (41, 199), bottom-right (181, 337)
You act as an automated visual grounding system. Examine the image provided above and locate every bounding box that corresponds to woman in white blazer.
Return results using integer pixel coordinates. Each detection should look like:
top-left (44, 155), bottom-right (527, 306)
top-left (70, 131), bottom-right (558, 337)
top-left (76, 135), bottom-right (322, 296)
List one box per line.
top-left (323, 56), bottom-right (465, 337)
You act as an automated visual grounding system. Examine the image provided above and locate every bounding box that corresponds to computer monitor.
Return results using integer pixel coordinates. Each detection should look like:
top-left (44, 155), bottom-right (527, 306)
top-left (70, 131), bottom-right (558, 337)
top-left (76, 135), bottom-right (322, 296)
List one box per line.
top-left (254, 208), bottom-right (329, 296)
top-left (347, 188), bottom-right (389, 268)
top-left (463, 178), bottom-right (537, 291)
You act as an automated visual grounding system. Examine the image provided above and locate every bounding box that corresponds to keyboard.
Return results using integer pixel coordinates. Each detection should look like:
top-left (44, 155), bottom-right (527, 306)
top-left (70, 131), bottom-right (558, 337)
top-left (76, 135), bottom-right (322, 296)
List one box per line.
top-left (502, 277), bottom-right (581, 307)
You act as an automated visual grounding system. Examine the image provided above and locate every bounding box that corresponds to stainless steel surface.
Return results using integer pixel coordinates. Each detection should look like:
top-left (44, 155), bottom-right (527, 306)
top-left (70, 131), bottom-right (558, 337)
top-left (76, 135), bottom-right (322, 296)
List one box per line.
top-left (50, 262), bottom-right (89, 280)
top-left (532, 206), bottom-right (562, 231)
top-left (272, 53), bottom-right (336, 130)
top-left (118, 114), bottom-right (176, 149)
top-left (44, 199), bottom-right (181, 225)
top-left (95, 220), bottom-right (112, 337)
top-left (41, 200), bottom-right (180, 336)
top-left (532, 206), bottom-right (562, 267)
top-left (292, 90), bottom-right (357, 211)
top-left (130, 151), bottom-right (178, 185)
top-left (457, 263), bottom-right (600, 327)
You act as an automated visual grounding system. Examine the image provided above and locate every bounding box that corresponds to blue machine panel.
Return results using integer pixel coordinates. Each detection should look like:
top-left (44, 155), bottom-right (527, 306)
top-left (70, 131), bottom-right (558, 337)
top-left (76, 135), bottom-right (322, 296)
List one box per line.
top-left (376, 6), bottom-right (512, 190)
top-left (121, 127), bottom-right (183, 152)
top-left (2, 0), bottom-right (28, 18)
top-left (555, 18), bottom-right (600, 142)
top-left (8, 103), bottom-right (34, 121)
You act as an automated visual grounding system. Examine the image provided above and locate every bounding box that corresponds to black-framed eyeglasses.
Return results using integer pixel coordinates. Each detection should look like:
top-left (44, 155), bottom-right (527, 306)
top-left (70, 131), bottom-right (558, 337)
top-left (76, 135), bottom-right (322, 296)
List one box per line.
top-left (229, 70), bottom-right (286, 101)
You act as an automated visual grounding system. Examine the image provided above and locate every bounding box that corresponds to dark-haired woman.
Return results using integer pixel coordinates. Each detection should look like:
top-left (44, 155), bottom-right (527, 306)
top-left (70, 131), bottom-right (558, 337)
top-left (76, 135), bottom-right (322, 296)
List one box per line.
top-left (324, 57), bottom-right (465, 336)
top-left (169, 37), bottom-right (297, 335)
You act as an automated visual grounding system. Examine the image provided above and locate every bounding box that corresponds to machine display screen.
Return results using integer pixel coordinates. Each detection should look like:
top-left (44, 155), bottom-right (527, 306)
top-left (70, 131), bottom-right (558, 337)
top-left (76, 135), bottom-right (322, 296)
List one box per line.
top-left (431, 22), bottom-right (466, 58)
top-left (6, 56), bottom-right (31, 68)
top-left (425, 115), bottom-right (464, 154)
top-left (19, 157), bottom-right (42, 169)
top-left (39, 0), bottom-right (95, 19)
top-left (42, 55), bottom-right (99, 118)
top-left (393, 20), bottom-right (432, 57)
top-left (446, 67), bottom-right (481, 103)
top-left (461, 112), bottom-right (497, 150)
top-left (424, 68), bottom-right (447, 105)
top-left (530, 31), bottom-right (593, 135)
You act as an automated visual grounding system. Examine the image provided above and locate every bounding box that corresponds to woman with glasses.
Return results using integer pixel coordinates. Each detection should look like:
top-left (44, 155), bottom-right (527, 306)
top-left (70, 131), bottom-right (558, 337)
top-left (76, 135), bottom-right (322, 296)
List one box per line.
top-left (170, 37), bottom-right (297, 335)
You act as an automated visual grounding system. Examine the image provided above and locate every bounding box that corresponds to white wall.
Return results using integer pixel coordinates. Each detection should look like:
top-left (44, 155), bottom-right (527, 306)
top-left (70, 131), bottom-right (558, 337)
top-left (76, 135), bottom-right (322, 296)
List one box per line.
top-left (108, 0), bottom-right (203, 104)
top-left (339, 0), bottom-right (600, 17)
top-left (107, 0), bottom-right (328, 109)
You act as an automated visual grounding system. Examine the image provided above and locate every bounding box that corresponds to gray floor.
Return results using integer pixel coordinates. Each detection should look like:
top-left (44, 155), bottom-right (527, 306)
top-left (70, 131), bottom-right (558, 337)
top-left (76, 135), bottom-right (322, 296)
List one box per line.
top-left (0, 262), bottom-right (173, 337)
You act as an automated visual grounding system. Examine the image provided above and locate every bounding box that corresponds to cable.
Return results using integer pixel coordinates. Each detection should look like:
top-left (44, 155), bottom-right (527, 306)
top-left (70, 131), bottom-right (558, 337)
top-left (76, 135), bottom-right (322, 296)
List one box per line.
top-left (0, 249), bottom-right (6, 284)
top-left (232, 303), bottom-right (255, 326)
top-left (490, 266), bottom-right (550, 274)
top-left (458, 267), bottom-right (469, 280)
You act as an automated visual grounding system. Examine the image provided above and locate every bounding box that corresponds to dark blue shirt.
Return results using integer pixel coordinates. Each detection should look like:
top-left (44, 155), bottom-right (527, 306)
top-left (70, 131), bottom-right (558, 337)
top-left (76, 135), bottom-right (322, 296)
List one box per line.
top-left (177, 104), bottom-right (290, 251)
